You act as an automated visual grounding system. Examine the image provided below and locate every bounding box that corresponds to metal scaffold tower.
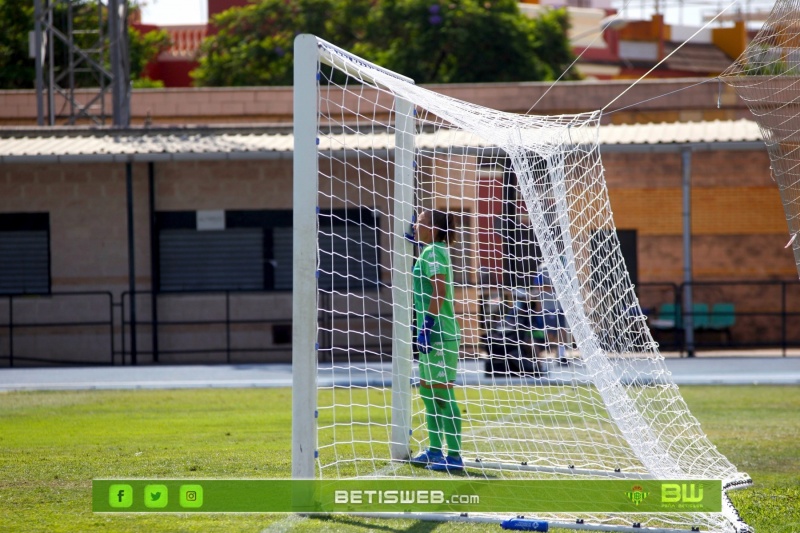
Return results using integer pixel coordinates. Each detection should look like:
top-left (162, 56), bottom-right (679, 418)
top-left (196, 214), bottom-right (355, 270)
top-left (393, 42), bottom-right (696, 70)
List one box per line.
top-left (33, 0), bottom-right (130, 126)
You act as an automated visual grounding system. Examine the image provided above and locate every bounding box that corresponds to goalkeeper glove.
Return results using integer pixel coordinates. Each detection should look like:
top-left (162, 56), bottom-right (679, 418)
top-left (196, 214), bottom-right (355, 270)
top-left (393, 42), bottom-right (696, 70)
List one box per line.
top-left (405, 215), bottom-right (421, 248)
top-left (417, 314), bottom-right (436, 354)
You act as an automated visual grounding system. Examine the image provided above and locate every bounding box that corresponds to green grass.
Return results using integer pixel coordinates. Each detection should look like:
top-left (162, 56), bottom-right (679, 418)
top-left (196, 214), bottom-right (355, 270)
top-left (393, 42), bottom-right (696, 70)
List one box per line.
top-left (0, 386), bottom-right (798, 532)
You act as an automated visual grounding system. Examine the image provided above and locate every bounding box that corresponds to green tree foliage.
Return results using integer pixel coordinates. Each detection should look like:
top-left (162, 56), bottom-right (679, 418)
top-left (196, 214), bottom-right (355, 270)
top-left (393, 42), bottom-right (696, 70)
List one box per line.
top-left (356, 0), bottom-right (550, 83)
top-left (0, 0), bottom-right (35, 89)
top-left (192, 0), bottom-right (579, 86)
top-left (528, 7), bottom-right (580, 81)
top-left (0, 0), bottom-right (170, 90)
top-left (129, 26), bottom-right (171, 87)
top-left (192, 0), bottom-right (337, 86)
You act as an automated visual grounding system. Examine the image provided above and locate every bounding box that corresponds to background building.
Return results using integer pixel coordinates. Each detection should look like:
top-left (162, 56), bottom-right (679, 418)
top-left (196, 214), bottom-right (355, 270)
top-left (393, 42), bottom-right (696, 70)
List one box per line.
top-left (1, 91), bottom-right (797, 366)
top-left (2, 0), bottom-right (798, 366)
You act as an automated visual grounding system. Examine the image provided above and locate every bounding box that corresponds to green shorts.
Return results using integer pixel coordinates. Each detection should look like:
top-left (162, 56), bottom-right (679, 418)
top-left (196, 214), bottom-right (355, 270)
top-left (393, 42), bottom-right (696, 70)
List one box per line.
top-left (419, 339), bottom-right (459, 385)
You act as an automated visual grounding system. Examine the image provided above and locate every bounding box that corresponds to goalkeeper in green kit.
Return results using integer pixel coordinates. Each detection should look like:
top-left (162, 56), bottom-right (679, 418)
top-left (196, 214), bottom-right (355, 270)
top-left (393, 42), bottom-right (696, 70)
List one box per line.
top-left (409, 209), bottom-right (464, 472)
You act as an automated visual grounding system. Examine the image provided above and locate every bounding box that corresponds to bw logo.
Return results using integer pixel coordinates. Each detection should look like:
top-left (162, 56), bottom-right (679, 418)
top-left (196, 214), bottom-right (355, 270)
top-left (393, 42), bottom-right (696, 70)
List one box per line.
top-left (626, 485), bottom-right (649, 506)
top-left (662, 483), bottom-right (704, 503)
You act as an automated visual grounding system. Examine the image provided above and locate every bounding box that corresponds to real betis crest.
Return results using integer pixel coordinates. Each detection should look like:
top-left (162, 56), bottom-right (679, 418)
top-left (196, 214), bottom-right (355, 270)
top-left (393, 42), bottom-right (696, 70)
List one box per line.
top-left (626, 485), bottom-right (649, 506)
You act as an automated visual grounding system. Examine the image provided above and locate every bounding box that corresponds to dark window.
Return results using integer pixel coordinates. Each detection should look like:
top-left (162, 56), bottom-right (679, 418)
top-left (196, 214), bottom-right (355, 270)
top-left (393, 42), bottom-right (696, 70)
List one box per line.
top-left (272, 226), bottom-right (294, 290)
top-left (590, 228), bottom-right (639, 351)
top-left (156, 210), bottom-right (291, 293)
top-left (156, 208), bottom-right (381, 293)
top-left (159, 228), bottom-right (264, 291)
top-left (616, 229), bottom-right (639, 289)
top-left (272, 324), bottom-right (292, 344)
top-left (591, 229), bottom-right (638, 290)
top-left (317, 208), bottom-right (381, 291)
top-left (0, 213), bottom-right (51, 295)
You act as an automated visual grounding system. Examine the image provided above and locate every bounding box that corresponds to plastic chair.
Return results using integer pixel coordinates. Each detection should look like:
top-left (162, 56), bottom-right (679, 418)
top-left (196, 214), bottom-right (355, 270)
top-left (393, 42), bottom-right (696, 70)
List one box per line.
top-left (650, 302), bottom-right (681, 329)
top-left (691, 303), bottom-right (710, 330)
top-left (710, 303), bottom-right (736, 329)
top-left (709, 303), bottom-right (736, 342)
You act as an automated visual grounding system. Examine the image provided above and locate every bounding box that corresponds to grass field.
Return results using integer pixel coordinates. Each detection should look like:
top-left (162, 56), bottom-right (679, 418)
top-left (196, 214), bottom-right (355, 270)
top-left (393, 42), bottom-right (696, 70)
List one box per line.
top-left (0, 385), bottom-right (798, 533)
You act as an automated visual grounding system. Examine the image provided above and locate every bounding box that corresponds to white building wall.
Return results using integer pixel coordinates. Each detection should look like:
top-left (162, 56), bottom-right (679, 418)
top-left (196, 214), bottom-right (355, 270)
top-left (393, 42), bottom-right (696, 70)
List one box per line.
top-left (670, 25), bottom-right (713, 44)
top-left (619, 40), bottom-right (659, 61)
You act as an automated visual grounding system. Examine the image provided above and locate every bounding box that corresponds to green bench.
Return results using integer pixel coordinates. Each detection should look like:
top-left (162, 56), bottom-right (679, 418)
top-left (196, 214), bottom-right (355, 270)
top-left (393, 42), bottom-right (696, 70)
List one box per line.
top-left (650, 302), bottom-right (736, 341)
top-left (708, 302), bottom-right (736, 342)
top-left (650, 302), bottom-right (681, 330)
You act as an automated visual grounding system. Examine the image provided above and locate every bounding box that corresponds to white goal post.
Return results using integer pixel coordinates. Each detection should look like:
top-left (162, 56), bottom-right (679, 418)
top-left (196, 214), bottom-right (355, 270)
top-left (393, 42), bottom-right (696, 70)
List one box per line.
top-left (292, 34), bottom-right (752, 533)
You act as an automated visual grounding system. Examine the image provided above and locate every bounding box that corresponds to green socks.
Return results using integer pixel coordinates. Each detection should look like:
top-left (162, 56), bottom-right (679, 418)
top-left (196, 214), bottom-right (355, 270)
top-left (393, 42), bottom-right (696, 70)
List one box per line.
top-left (420, 385), bottom-right (442, 452)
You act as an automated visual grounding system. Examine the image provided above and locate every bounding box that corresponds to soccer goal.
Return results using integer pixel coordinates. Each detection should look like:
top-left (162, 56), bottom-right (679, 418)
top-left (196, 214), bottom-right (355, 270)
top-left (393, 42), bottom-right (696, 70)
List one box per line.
top-left (292, 34), bottom-right (752, 533)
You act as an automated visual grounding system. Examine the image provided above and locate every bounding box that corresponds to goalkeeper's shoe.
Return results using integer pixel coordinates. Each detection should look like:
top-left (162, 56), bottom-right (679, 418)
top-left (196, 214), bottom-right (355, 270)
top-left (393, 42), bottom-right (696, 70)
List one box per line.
top-left (427, 455), bottom-right (464, 472)
top-left (410, 449), bottom-right (443, 467)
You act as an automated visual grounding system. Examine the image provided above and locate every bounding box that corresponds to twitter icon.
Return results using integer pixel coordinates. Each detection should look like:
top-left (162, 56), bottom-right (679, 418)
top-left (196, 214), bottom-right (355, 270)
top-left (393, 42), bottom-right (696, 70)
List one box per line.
top-left (144, 484), bottom-right (168, 509)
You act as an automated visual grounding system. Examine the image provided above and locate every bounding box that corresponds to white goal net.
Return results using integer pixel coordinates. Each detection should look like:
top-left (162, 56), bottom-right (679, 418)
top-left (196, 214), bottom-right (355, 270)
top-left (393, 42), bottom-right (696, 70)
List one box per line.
top-left (721, 0), bottom-right (800, 278)
top-left (292, 34), bottom-right (752, 532)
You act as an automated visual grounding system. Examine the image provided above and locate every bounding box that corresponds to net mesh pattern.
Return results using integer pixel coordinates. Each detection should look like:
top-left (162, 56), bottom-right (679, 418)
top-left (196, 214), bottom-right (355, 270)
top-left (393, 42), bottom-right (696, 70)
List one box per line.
top-left (721, 0), bottom-right (800, 276)
top-left (304, 37), bottom-right (751, 532)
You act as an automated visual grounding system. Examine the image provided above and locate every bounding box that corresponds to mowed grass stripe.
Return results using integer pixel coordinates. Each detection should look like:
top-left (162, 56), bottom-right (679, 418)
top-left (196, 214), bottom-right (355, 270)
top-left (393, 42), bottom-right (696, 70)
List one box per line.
top-left (0, 386), bottom-right (797, 532)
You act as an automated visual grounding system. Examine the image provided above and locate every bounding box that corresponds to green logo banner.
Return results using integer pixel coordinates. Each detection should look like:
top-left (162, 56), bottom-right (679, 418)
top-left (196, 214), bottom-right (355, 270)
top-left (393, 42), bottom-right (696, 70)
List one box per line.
top-left (93, 479), bottom-right (722, 513)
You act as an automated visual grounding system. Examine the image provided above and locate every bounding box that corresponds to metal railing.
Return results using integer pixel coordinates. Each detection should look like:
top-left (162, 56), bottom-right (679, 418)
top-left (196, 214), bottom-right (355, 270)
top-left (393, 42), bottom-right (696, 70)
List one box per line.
top-left (316, 287), bottom-right (394, 363)
top-left (638, 281), bottom-right (800, 356)
top-left (0, 290), bottom-right (292, 367)
top-left (120, 290), bottom-right (293, 365)
top-left (0, 291), bottom-right (114, 366)
top-left (1, 281), bottom-right (798, 366)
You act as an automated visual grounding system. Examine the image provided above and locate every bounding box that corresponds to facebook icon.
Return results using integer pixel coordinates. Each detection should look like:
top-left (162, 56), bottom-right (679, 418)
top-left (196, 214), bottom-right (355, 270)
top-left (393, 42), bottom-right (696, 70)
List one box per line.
top-left (109, 484), bottom-right (133, 508)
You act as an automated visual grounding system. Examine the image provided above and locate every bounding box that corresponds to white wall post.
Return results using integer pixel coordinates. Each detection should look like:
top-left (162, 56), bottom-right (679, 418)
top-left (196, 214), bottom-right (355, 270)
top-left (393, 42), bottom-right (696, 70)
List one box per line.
top-left (292, 34), bottom-right (319, 479)
top-left (390, 97), bottom-right (416, 460)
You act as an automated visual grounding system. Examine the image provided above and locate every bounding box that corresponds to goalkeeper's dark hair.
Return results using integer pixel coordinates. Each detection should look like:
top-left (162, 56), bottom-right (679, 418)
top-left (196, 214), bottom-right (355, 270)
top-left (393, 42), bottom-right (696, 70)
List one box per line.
top-left (430, 209), bottom-right (456, 245)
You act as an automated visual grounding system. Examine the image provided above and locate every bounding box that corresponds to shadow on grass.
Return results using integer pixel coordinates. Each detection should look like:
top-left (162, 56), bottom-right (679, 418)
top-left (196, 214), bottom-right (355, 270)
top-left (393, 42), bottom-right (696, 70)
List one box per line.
top-left (404, 461), bottom-right (502, 480)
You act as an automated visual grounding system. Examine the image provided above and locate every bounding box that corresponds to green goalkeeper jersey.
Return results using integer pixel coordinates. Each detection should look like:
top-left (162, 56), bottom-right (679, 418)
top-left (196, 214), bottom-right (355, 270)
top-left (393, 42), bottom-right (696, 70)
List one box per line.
top-left (412, 242), bottom-right (461, 343)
